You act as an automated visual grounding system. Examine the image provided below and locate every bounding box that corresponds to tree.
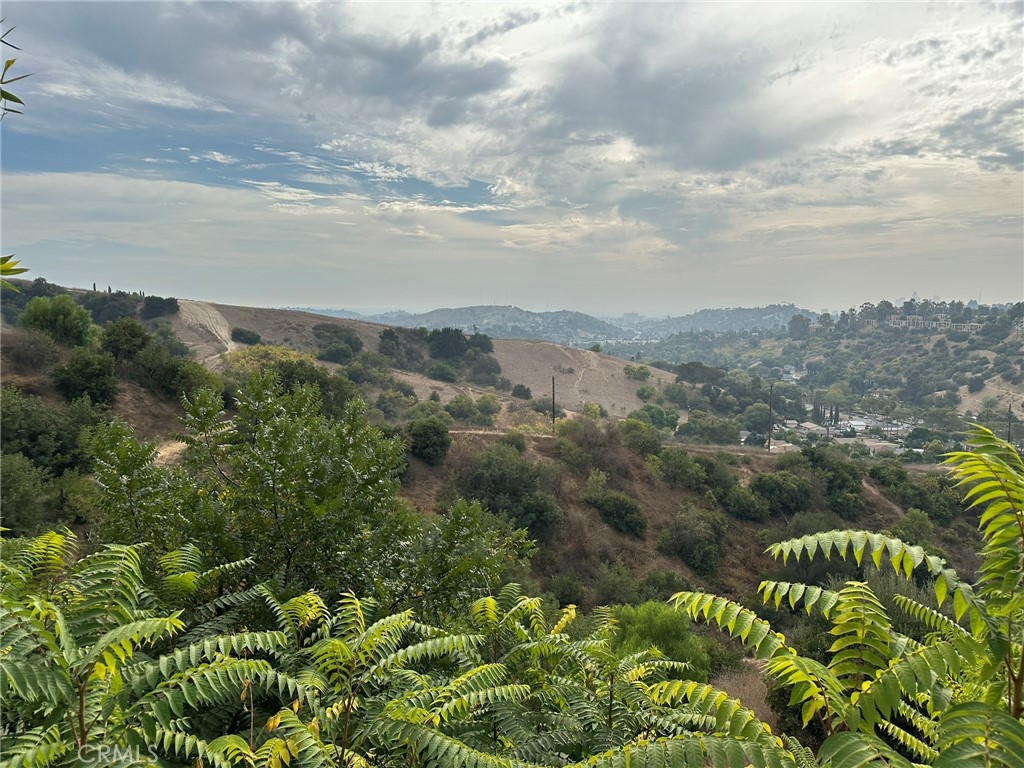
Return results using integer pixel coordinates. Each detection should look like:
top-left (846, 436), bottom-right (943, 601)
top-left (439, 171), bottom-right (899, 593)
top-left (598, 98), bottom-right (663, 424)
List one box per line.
top-left (406, 417), bottom-right (451, 465)
top-left (673, 423), bottom-right (1024, 765)
top-left (511, 383), bottom-right (532, 399)
top-left (427, 326), bottom-right (468, 360)
top-left (749, 470), bottom-right (811, 517)
top-left (100, 317), bottom-right (150, 361)
top-left (788, 313), bottom-right (811, 340)
top-left (53, 349), bottom-right (117, 404)
top-left (19, 294), bottom-right (94, 346)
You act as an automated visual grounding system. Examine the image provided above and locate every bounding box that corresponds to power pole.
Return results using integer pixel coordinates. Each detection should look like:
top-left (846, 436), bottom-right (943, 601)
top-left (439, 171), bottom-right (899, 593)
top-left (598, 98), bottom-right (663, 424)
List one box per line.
top-left (1008, 404), bottom-right (1013, 443)
top-left (767, 382), bottom-right (774, 452)
top-left (551, 376), bottom-right (556, 431)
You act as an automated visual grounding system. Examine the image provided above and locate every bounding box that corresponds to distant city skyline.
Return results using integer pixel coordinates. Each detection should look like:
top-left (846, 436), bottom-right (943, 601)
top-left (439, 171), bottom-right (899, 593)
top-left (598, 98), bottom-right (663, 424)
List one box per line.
top-left (3, 1), bottom-right (1022, 316)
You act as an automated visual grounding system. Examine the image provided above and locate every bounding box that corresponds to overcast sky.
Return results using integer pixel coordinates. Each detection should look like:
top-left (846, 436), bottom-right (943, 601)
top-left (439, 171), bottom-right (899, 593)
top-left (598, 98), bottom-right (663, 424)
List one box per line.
top-left (2, 1), bottom-right (1022, 315)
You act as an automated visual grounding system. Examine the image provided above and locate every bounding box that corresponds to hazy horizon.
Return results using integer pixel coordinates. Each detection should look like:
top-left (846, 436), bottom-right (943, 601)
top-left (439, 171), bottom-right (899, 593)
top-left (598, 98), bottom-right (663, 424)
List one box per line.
top-left (3, 1), bottom-right (1022, 315)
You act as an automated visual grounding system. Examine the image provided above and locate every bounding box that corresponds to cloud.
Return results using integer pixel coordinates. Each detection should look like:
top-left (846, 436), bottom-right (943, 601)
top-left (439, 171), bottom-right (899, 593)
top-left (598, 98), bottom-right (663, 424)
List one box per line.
top-left (4, 1), bottom-right (1022, 313)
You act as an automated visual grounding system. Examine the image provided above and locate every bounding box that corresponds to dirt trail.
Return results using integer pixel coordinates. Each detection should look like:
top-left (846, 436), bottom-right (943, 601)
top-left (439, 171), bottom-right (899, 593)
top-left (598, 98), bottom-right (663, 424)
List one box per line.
top-left (178, 300), bottom-right (239, 362)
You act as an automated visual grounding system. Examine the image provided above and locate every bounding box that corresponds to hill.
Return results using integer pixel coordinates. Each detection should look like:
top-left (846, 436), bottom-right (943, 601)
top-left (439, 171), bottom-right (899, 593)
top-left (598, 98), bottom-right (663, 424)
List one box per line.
top-left (294, 304), bottom-right (628, 346)
top-left (170, 299), bottom-right (672, 419)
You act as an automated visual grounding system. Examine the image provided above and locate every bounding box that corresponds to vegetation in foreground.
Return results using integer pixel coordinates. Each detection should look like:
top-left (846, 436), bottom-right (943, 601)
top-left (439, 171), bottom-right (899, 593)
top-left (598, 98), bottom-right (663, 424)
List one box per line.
top-left (3, 420), bottom-right (1024, 767)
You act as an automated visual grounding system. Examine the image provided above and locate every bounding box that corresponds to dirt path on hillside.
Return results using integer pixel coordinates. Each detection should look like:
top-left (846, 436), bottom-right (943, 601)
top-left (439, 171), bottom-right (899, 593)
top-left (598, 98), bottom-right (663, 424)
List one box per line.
top-left (178, 300), bottom-right (239, 362)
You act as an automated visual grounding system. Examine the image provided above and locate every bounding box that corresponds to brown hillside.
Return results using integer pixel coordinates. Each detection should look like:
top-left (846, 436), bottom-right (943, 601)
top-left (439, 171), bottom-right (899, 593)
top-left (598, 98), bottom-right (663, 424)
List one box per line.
top-left (169, 300), bottom-right (672, 418)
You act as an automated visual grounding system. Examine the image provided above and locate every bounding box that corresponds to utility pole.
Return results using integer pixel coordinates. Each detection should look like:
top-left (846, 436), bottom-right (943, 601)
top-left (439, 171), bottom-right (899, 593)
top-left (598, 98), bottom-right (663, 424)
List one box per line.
top-left (1008, 404), bottom-right (1013, 444)
top-left (767, 382), bottom-right (774, 452)
top-left (551, 376), bottom-right (556, 431)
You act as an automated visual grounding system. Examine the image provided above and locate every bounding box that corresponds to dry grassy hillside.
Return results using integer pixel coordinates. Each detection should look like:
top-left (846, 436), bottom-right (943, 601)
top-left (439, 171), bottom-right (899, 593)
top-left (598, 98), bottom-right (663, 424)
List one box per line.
top-left (169, 300), bottom-right (671, 418)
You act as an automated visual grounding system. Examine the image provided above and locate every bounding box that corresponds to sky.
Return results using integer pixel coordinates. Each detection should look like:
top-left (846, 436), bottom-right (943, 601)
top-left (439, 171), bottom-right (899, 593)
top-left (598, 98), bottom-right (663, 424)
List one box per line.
top-left (1, 1), bottom-right (1022, 316)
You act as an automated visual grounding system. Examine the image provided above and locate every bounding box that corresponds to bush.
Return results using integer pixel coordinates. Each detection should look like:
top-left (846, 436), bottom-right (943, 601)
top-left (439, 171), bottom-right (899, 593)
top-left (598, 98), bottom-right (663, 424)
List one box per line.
top-left (659, 504), bottom-right (727, 577)
top-left (0, 454), bottom-right (53, 536)
top-left (890, 507), bottom-right (934, 545)
top-left (456, 444), bottom-right (562, 540)
top-left (78, 291), bottom-right (139, 325)
top-left (694, 455), bottom-right (737, 501)
top-left (585, 489), bottom-right (647, 537)
top-left (749, 471), bottom-right (812, 517)
top-left (612, 602), bottom-right (711, 681)
top-left (468, 332), bottom-right (494, 353)
top-left (230, 327), bottom-right (261, 345)
top-left (406, 418), bottom-right (451, 465)
top-left (470, 355), bottom-right (503, 387)
top-left (1, 386), bottom-right (101, 475)
top-left (618, 418), bottom-right (662, 457)
top-left (445, 394), bottom-right (479, 422)
top-left (428, 363), bottom-right (458, 382)
top-left (511, 384), bottom-right (532, 399)
top-left (428, 327), bottom-right (468, 360)
top-left (53, 349), bottom-right (117, 404)
top-left (101, 318), bottom-right (150, 361)
top-left (476, 394), bottom-right (502, 417)
top-left (635, 384), bottom-right (656, 402)
top-left (724, 486), bottom-right (770, 522)
top-left (140, 295), bottom-right (179, 319)
top-left (629, 404), bottom-right (678, 430)
top-left (660, 447), bottom-right (706, 491)
top-left (624, 364), bottom-right (651, 381)
top-left (20, 295), bottom-right (95, 346)
top-left (498, 432), bottom-right (526, 453)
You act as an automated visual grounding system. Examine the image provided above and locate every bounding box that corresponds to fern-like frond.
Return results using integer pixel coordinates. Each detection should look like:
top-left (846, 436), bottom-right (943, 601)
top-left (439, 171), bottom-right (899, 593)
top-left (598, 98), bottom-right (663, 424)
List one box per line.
top-left (816, 731), bottom-right (913, 768)
top-left (766, 531), bottom-right (989, 635)
top-left (648, 680), bottom-right (781, 746)
top-left (759, 582), bottom-right (841, 618)
top-left (827, 582), bottom-right (891, 690)
top-left (932, 702), bottom-right (1024, 768)
top-left (670, 592), bottom-right (787, 659)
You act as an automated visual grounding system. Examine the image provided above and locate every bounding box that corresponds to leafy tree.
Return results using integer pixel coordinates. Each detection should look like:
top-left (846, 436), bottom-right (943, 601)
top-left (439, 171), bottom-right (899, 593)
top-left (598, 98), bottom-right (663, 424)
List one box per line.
top-left (677, 410), bottom-right (740, 445)
top-left (788, 313), bottom-right (811, 340)
top-left (470, 353), bottom-right (502, 386)
top-left (584, 488), bottom-right (647, 538)
top-left (660, 504), bottom-right (727, 577)
top-left (660, 447), bottom-right (707, 491)
top-left (456, 444), bottom-right (563, 540)
top-left (467, 331), bottom-right (494, 352)
top-left (1, 385), bottom-right (101, 475)
top-left (100, 317), bottom-right (150, 361)
top-left (53, 349), bottom-right (117, 404)
top-left (427, 326), bottom-right (468, 360)
top-left (428, 362), bottom-right (458, 382)
top-left (511, 383), bottom-right (532, 399)
top-left (139, 294), bottom-right (179, 319)
top-left (405, 417), bottom-right (451, 465)
top-left (618, 418), bottom-right (662, 456)
top-left (724, 485), bottom-right (770, 522)
top-left (749, 470), bottom-right (812, 517)
top-left (19, 294), bottom-right (94, 346)
top-left (672, 424), bottom-right (1024, 765)
top-left (624, 364), bottom-right (651, 381)
top-left (0, 453), bottom-right (52, 535)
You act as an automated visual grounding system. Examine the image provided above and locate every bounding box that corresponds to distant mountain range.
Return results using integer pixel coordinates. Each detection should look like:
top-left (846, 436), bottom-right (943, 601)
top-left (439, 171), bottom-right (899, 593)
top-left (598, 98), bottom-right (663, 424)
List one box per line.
top-left (289, 303), bottom-right (816, 345)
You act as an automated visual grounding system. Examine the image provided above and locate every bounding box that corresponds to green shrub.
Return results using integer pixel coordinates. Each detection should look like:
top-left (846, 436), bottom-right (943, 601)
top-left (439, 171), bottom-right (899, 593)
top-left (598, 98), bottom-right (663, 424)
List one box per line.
top-left (476, 394), bottom-right (501, 417)
top-left (724, 486), bottom-right (770, 522)
top-left (660, 447), bottom-right (706, 491)
top-left (619, 418), bottom-right (661, 456)
top-left (624, 364), bottom-right (651, 381)
top-left (406, 418), bottom-right (451, 465)
top-left (53, 349), bottom-right (117, 404)
top-left (0, 453), bottom-right (53, 536)
top-left (635, 384), bottom-right (656, 402)
top-left (498, 432), bottom-right (526, 453)
top-left (427, 363), bottom-right (457, 382)
top-left (230, 327), bottom-right (261, 345)
top-left (511, 384), bottom-right (532, 399)
top-left (693, 455), bottom-right (737, 501)
top-left (584, 488), bottom-right (647, 538)
top-left (20, 295), bottom-right (95, 346)
top-left (318, 342), bottom-right (356, 364)
top-left (101, 318), bottom-right (151, 361)
top-left (659, 504), bottom-right (727, 577)
top-left (140, 295), bottom-right (179, 319)
top-left (749, 470), bottom-right (811, 517)
top-left (612, 602), bottom-right (710, 681)
top-left (1, 386), bottom-right (102, 475)
top-left (470, 355), bottom-right (502, 386)
top-left (445, 394), bottom-right (479, 422)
